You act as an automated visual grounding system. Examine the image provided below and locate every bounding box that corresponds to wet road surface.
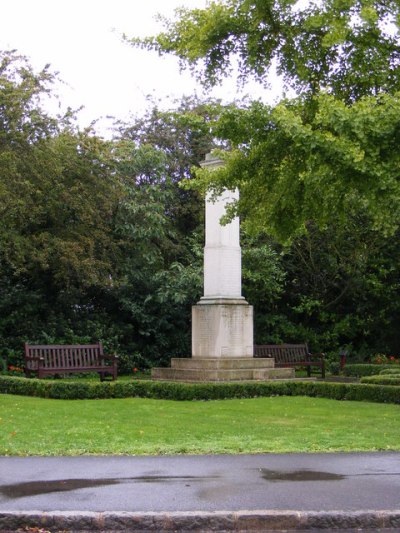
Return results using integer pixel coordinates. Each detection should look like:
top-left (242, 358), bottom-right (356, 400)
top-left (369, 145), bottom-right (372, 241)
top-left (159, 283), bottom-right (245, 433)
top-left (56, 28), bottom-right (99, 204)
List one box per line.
top-left (0, 452), bottom-right (399, 513)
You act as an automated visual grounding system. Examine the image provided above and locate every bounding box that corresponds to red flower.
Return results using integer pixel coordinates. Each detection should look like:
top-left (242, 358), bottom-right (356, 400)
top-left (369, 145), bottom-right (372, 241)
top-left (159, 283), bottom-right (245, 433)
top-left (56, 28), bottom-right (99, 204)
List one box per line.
top-left (8, 365), bottom-right (23, 372)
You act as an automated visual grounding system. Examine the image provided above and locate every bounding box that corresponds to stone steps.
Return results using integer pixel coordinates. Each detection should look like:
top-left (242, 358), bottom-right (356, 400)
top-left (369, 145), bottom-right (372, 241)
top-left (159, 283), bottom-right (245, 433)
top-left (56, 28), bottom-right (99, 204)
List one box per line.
top-left (151, 358), bottom-right (294, 382)
top-left (170, 357), bottom-right (275, 370)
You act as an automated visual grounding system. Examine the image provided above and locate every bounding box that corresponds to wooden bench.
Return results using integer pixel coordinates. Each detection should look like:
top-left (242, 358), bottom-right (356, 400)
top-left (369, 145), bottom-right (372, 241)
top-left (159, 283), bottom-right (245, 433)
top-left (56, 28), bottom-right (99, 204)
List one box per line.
top-left (254, 343), bottom-right (325, 378)
top-left (24, 342), bottom-right (118, 380)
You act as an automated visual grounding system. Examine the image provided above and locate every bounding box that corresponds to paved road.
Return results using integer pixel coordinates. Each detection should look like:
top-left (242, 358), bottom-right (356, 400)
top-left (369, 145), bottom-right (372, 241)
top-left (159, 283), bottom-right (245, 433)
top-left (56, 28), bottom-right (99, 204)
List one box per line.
top-left (0, 452), bottom-right (400, 530)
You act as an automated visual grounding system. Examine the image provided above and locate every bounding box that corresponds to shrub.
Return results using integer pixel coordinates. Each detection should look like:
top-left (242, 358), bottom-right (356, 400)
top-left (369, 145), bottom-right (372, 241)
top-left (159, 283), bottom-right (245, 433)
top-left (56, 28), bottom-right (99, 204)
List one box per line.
top-left (0, 375), bottom-right (399, 404)
top-left (329, 361), bottom-right (340, 375)
top-left (0, 348), bottom-right (24, 370)
top-left (380, 368), bottom-right (400, 375)
top-left (343, 364), bottom-right (395, 377)
top-left (117, 352), bottom-right (150, 375)
top-left (361, 375), bottom-right (400, 386)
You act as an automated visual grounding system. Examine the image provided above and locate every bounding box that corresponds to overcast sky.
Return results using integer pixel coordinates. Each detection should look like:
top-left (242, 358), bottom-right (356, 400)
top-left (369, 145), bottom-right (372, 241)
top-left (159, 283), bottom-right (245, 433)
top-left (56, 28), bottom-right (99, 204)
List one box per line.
top-left (0, 0), bottom-right (280, 135)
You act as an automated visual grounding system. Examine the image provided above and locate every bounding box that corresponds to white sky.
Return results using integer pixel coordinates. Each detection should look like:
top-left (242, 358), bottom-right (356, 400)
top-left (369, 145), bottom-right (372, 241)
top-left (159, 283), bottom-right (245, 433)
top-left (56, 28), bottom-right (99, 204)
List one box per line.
top-left (0, 0), bottom-right (280, 136)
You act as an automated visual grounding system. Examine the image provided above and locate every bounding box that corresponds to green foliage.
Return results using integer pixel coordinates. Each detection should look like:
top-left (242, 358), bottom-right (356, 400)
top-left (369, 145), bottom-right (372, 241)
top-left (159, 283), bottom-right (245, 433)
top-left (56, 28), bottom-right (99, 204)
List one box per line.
top-left (380, 368), bottom-right (400, 375)
top-left (242, 233), bottom-right (285, 305)
top-left (0, 54), bottom-right (212, 369)
top-left (116, 352), bottom-right (149, 375)
top-left (128, 1), bottom-right (400, 359)
top-left (329, 362), bottom-right (341, 376)
top-left (1, 46), bottom-right (400, 367)
top-left (181, 95), bottom-right (400, 356)
top-left (243, 219), bottom-right (400, 355)
top-left (343, 364), bottom-right (396, 377)
top-left (191, 93), bottom-right (400, 241)
top-left (0, 356), bottom-right (7, 373)
top-left (361, 375), bottom-right (400, 385)
top-left (0, 51), bottom-right (119, 288)
top-left (115, 96), bottom-right (224, 235)
top-left (1, 375), bottom-right (399, 404)
top-left (133, 0), bottom-right (400, 102)
top-left (0, 50), bottom-right (127, 360)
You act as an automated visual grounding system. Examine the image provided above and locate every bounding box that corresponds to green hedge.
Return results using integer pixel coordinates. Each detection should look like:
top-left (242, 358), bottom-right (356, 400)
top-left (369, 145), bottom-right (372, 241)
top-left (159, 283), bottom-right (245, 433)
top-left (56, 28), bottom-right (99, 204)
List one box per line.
top-left (343, 364), bottom-right (397, 377)
top-left (0, 375), bottom-right (399, 404)
top-left (379, 368), bottom-right (400, 375)
top-left (361, 375), bottom-right (400, 386)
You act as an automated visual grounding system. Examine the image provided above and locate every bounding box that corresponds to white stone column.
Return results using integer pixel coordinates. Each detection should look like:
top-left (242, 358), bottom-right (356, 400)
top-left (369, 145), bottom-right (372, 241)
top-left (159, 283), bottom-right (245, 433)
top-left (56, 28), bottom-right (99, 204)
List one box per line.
top-left (192, 154), bottom-right (253, 358)
top-left (203, 189), bottom-right (243, 300)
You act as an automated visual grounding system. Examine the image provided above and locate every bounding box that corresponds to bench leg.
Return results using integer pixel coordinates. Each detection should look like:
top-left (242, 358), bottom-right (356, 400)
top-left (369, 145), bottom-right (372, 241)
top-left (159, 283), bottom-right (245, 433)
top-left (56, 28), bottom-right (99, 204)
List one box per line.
top-left (98, 371), bottom-right (116, 381)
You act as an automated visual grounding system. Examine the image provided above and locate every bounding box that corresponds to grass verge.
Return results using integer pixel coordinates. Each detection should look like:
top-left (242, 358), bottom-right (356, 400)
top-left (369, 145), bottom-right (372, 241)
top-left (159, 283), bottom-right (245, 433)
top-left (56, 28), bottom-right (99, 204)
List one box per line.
top-left (1, 393), bottom-right (399, 455)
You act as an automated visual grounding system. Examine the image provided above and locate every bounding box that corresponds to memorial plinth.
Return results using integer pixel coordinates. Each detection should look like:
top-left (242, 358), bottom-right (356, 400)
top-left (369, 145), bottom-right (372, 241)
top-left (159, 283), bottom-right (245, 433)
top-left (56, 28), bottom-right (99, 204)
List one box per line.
top-left (152, 154), bottom-right (294, 382)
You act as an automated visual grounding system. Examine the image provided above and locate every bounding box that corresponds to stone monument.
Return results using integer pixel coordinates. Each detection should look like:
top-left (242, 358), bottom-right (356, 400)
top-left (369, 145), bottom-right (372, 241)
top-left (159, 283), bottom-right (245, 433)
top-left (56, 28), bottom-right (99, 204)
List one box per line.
top-left (192, 156), bottom-right (253, 359)
top-left (151, 154), bottom-right (294, 381)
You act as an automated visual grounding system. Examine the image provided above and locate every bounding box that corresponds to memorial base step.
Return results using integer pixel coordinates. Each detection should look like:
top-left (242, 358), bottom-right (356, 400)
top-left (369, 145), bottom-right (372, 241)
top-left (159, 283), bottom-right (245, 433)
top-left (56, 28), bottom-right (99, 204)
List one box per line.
top-left (151, 357), bottom-right (294, 382)
top-left (171, 357), bottom-right (275, 370)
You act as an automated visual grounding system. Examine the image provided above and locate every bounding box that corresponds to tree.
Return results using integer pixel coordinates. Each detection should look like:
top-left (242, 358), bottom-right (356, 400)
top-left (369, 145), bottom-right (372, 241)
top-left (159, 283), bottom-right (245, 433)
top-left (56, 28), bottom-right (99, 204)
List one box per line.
top-left (107, 100), bottom-right (219, 368)
top-left (115, 96), bottom-right (226, 236)
top-left (0, 57), bottom-right (220, 369)
top-left (132, 2), bottom-right (400, 239)
top-left (131, 3), bottom-right (400, 356)
top-left (0, 50), bottom-right (121, 288)
top-left (0, 50), bottom-right (127, 360)
top-left (269, 221), bottom-right (400, 354)
top-left (195, 93), bottom-right (400, 241)
top-left (133, 0), bottom-right (400, 102)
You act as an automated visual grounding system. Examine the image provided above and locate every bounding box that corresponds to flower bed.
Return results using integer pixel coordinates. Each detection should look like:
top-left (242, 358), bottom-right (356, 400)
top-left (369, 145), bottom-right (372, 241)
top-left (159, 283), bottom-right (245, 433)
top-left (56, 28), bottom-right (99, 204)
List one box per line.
top-left (370, 354), bottom-right (400, 365)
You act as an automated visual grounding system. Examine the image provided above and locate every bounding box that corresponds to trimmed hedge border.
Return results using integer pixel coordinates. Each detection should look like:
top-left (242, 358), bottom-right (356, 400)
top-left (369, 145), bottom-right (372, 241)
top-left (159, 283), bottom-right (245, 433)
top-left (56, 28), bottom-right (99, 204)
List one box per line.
top-left (380, 368), bottom-right (400, 375)
top-left (361, 375), bottom-right (400, 386)
top-left (343, 364), bottom-right (398, 377)
top-left (0, 376), bottom-right (399, 404)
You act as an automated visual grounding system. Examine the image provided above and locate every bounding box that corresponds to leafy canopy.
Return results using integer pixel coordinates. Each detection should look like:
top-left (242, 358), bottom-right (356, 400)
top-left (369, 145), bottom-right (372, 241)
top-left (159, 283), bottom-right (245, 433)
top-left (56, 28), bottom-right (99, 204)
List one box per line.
top-left (133, 0), bottom-right (400, 102)
top-left (196, 92), bottom-right (400, 240)
top-left (133, 1), bottom-right (400, 240)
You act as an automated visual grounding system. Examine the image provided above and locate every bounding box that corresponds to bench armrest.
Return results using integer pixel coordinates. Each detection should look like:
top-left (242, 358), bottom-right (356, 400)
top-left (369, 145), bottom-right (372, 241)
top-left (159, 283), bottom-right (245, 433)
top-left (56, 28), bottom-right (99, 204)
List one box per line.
top-left (308, 352), bottom-right (325, 361)
top-left (25, 356), bottom-right (44, 361)
top-left (102, 353), bottom-right (118, 361)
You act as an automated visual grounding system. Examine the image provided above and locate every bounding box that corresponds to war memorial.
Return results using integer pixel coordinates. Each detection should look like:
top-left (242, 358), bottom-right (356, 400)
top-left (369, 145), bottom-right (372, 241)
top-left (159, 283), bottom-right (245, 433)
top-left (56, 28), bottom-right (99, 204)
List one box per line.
top-left (152, 154), bottom-right (294, 382)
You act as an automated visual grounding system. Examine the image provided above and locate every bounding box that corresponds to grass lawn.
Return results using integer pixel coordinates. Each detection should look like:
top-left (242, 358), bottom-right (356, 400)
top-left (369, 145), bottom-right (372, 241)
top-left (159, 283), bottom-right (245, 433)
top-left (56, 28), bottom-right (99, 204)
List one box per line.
top-left (1, 394), bottom-right (399, 456)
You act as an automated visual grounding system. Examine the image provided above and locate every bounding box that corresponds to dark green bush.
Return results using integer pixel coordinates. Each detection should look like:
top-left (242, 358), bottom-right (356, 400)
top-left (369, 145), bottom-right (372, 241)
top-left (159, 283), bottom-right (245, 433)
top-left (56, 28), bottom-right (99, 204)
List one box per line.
top-left (329, 361), bottom-right (340, 375)
top-left (343, 364), bottom-right (395, 377)
top-left (117, 352), bottom-right (150, 375)
top-left (0, 376), bottom-right (399, 404)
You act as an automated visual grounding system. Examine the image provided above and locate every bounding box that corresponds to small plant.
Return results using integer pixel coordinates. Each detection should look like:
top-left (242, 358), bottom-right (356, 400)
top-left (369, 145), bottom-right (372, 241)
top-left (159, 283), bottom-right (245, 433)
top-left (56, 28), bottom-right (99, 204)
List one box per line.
top-left (117, 352), bottom-right (149, 375)
top-left (329, 361), bottom-right (340, 376)
top-left (5, 365), bottom-right (24, 376)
